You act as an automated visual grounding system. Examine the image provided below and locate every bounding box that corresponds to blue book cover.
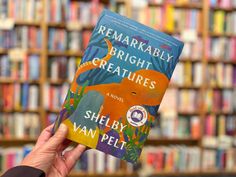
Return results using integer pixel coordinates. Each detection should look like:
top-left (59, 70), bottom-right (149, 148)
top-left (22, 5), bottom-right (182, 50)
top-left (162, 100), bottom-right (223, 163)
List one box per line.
top-left (53, 10), bottom-right (184, 163)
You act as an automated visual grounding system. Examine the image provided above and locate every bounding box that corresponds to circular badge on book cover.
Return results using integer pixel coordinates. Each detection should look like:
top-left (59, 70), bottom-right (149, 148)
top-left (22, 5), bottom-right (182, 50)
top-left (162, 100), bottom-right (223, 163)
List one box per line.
top-left (126, 105), bottom-right (147, 127)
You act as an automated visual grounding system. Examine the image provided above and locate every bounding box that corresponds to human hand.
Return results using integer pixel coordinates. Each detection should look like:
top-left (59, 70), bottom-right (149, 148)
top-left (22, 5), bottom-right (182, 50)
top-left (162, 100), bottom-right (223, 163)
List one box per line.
top-left (21, 124), bottom-right (86, 177)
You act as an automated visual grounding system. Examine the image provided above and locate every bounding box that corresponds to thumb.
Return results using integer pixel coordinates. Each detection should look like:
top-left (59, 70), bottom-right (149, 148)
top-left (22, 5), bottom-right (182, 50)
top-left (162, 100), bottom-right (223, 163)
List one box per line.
top-left (44, 123), bottom-right (68, 151)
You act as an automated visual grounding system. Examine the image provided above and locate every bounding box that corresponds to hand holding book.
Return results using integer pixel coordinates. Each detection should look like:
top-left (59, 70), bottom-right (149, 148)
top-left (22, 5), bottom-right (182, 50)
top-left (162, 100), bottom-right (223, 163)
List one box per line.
top-left (20, 124), bottom-right (86, 177)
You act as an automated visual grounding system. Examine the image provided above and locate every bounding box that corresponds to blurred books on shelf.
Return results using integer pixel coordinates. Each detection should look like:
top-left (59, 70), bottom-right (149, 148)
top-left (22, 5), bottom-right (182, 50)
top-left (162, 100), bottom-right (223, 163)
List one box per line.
top-left (0, 27), bottom-right (42, 49)
top-left (209, 10), bottom-right (236, 35)
top-left (0, 145), bottom-right (33, 172)
top-left (46, 0), bottom-right (107, 25)
top-left (0, 83), bottom-right (39, 111)
top-left (0, 113), bottom-right (40, 139)
top-left (202, 148), bottom-right (236, 171)
top-left (44, 83), bottom-right (69, 111)
top-left (142, 146), bottom-right (201, 172)
top-left (48, 57), bottom-right (81, 82)
top-left (148, 114), bottom-right (200, 139)
top-left (207, 37), bottom-right (236, 61)
top-left (205, 89), bottom-right (236, 112)
top-left (209, 0), bottom-right (236, 9)
top-left (131, 2), bottom-right (202, 33)
top-left (0, 0), bottom-right (43, 22)
top-left (0, 55), bottom-right (40, 80)
top-left (48, 28), bottom-right (92, 51)
top-left (73, 149), bottom-right (122, 174)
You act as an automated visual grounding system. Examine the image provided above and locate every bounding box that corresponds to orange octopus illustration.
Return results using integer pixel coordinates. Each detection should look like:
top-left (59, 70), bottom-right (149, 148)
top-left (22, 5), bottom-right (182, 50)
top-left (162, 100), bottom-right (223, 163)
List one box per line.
top-left (68, 38), bottom-right (169, 141)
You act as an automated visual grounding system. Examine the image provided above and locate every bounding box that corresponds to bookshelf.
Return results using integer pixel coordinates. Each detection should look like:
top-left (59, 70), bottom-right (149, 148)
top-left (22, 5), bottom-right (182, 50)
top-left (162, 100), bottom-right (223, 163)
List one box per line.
top-left (0, 0), bottom-right (236, 176)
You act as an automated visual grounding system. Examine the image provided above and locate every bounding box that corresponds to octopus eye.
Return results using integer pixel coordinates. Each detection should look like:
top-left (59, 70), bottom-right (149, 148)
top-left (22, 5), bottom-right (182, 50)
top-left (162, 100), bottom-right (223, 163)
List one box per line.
top-left (132, 92), bottom-right (137, 95)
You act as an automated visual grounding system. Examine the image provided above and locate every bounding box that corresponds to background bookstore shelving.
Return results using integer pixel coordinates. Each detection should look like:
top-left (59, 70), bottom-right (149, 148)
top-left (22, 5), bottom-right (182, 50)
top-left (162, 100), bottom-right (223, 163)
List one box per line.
top-left (1, 0), bottom-right (236, 176)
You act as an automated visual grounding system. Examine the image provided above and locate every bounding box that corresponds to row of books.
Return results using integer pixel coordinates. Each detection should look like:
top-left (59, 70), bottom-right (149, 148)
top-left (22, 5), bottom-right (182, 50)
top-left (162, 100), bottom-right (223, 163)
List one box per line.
top-left (179, 37), bottom-right (202, 60)
top-left (0, 27), bottom-right (41, 49)
top-left (0, 146), bottom-right (130, 174)
top-left (0, 55), bottom-right (40, 80)
top-left (0, 113), bottom-right (40, 139)
top-left (206, 37), bottom-right (236, 61)
top-left (132, 6), bottom-right (202, 33)
top-left (147, 0), bottom-right (202, 4)
top-left (205, 89), bottom-right (236, 113)
top-left (209, 0), bottom-right (236, 8)
top-left (0, 84), bottom-right (39, 111)
top-left (206, 64), bottom-right (236, 87)
top-left (0, 0), bottom-right (42, 22)
top-left (43, 83), bottom-right (69, 110)
top-left (0, 145), bottom-right (32, 172)
top-left (48, 57), bottom-right (81, 81)
top-left (204, 114), bottom-right (236, 137)
top-left (149, 116), bottom-right (200, 139)
top-left (73, 149), bottom-right (122, 173)
top-left (142, 146), bottom-right (201, 172)
top-left (46, 0), bottom-right (106, 25)
top-left (171, 62), bottom-right (203, 87)
top-left (160, 88), bottom-right (201, 113)
top-left (48, 28), bottom-right (91, 51)
top-left (202, 148), bottom-right (236, 170)
top-left (209, 10), bottom-right (236, 35)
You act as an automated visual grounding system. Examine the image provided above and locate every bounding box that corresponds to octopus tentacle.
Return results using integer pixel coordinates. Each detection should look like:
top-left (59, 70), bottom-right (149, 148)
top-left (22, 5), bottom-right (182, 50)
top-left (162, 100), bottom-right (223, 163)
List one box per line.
top-left (71, 38), bottom-right (112, 93)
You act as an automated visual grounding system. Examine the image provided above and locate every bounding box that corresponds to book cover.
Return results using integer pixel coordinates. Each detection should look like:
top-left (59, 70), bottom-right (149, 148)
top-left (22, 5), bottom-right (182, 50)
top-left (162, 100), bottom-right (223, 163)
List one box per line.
top-left (53, 10), bottom-right (184, 163)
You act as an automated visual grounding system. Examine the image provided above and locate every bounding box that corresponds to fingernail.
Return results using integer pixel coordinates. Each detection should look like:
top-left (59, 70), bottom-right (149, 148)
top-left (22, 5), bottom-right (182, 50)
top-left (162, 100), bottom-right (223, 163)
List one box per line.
top-left (59, 124), bottom-right (67, 132)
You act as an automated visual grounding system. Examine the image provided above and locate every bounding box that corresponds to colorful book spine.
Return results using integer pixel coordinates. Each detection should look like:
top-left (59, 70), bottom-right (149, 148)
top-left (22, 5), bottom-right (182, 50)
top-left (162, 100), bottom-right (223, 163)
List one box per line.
top-left (0, 27), bottom-right (42, 49)
top-left (143, 146), bottom-right (201, 172)
top-left (0, 113), bottom-right (40, 139)
top-left (0, 83), bottom-right (39, 111)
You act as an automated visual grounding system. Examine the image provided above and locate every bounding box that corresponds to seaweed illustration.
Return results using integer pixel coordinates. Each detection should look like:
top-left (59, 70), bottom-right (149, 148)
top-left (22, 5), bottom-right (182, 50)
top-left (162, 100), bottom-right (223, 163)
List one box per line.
top-left (63, 81), bottom-right (89, 116)
top-left (122, 116), bottom-right (153, 162)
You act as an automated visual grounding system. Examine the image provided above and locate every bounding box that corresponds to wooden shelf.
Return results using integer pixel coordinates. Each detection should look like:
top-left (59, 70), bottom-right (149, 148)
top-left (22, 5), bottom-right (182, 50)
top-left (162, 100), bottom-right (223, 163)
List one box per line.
top-left (69, 172), bottom-right (135, 177)
top-left (207, 59), bottom-right (236, 64)
top-left (47, 79), bottom-right (71, 85)
top-left (0, 48), bottom-right (41, 55)
top-left (0, 78), bottom-right (40, 84)
top-left (46, 109), bottom-right (60, 113)
top-left (0, 138), bottom-right (37, 146)
top-left (205, 85), bottom-right (236, 89)
top-left (47, 22), bottom-right (94, 30)
top-left (0, 109), bottom-right (40, 113)
top-left (48, 51), bottom-right (83, 57)
top-left (146, 138), bottom-right (199, 146)
top-left (205, 110), bottom-right (236, 115)
top-left (209, 32), bottom-right (236, 37)
top-left (148, 3), bottom-right (202, 9)
top-left (180, 58), bottom-right (202, 62)
top-left (169, 84), bottom-right (201, 89)
top-left (15, 21), bottom-right (41, 26)
top-left (150, 171), bottom-right (236, 176)
top-left (210, 6), bottom-right (236, 12)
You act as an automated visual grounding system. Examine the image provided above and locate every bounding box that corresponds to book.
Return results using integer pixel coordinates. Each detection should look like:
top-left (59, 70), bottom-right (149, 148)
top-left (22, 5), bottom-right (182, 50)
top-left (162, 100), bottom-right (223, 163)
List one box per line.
top-left (47, 0), bottom-right (107, 25)
top-left (209, 10), bottom-right (236, 35)
top-left (0, 113), bottom-right (40, 138)
top-left (131, 4), bottom-right (202, 33)
top-left (0, 0), bottom-right (42, 22)
top-left (202, 148), bottom-right (236, 170)
top-left (0, 83), bottom-right (39, 111)
top-left (48, 56), bottom-right (82, 82)
top-left (0, 145), bottom-right (34, 172)
top-left (0, 27), bottom-right (42, 49)
top-left (143, 146), bottom-right (201, 172)
top-left (53, 10), bottom-right (184, 163)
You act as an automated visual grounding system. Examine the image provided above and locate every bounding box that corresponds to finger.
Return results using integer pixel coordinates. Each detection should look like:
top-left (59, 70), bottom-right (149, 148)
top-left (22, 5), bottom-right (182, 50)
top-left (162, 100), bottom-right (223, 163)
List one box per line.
top-left (43, 124), bottom-right (68, 151)
top-left (64, 144), bottom-right (86, 171)
top-left (35, 124), bottom-right (54, 149)
top-left (58, 139), bottom-right (72, 153)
